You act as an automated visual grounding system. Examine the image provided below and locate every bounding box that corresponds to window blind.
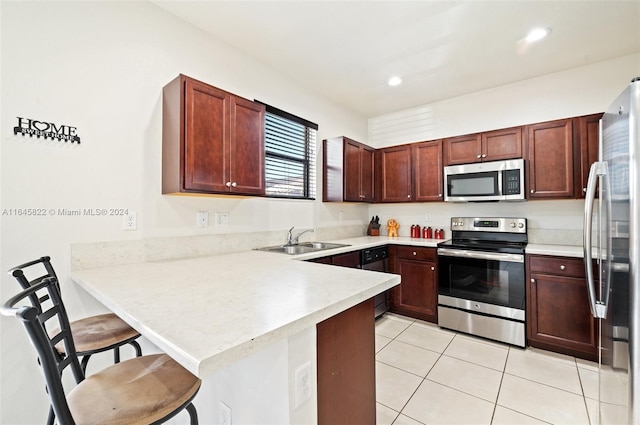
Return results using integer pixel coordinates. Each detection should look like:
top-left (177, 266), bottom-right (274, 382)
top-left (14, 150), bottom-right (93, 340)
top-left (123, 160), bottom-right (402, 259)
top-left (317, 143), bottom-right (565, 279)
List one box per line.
top-left (259, 103), bottom-right (317, 200)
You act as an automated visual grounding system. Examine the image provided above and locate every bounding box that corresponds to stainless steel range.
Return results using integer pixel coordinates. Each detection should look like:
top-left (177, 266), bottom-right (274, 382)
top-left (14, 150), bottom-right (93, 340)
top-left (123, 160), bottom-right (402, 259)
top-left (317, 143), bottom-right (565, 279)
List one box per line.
top-left (437, 217), bottom-right (527, 347)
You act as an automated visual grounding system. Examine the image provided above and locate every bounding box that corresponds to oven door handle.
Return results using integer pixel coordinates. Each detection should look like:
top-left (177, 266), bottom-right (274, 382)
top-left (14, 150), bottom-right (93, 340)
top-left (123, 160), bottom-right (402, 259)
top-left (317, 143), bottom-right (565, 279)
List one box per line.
top-left (437, 248), bottom-right (524, 263)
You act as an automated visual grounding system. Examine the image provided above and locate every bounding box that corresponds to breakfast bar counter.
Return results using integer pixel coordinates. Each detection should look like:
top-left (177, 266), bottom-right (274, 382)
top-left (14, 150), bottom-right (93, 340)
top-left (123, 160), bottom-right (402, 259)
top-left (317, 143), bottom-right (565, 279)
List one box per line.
top-left (70, 250), bottom-right (400, 379)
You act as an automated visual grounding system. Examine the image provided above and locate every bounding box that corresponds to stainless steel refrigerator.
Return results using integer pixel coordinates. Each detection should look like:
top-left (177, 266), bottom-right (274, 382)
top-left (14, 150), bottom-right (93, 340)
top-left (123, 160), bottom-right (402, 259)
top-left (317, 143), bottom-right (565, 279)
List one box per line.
top-left (584, 77), bottom-right (640, 425)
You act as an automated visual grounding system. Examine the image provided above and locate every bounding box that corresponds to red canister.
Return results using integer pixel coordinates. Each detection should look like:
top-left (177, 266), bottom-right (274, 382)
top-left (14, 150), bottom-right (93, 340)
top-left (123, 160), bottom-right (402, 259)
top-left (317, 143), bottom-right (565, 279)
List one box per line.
top-left (425, 226), bottom-right (433, 239)
top-left (410, 225), bottom-right (416, 238)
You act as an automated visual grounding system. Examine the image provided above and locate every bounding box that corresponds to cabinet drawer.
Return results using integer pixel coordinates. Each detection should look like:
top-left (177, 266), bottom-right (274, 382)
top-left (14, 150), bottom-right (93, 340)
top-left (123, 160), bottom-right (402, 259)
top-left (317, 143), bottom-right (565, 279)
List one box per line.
top-left (395, 246), bottom-right (435, 261)
top-left (528, 255), bottom-right (585, 278)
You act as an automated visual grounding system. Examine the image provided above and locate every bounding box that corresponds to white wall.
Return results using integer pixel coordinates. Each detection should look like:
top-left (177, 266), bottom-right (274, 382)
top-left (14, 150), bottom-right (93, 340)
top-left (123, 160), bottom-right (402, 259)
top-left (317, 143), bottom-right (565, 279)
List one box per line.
top-left (369, 54), bottom-right (639, 147)
top-left (367, 54), bottom-right (640, 238)
top-left (0, 2), bottom-right (367, 424)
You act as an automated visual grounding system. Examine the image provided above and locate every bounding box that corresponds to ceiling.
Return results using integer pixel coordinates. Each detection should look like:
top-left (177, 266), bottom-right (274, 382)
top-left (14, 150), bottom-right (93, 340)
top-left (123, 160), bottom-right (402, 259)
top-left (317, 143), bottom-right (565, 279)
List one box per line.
top-left (153, 1), bottom-right (640, 118)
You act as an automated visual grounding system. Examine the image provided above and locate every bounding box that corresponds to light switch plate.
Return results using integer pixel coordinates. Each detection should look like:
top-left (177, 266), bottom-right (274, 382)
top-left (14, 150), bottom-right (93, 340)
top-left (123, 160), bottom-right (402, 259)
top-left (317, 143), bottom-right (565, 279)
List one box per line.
top-left (215, 212), bottom-right (230, 227)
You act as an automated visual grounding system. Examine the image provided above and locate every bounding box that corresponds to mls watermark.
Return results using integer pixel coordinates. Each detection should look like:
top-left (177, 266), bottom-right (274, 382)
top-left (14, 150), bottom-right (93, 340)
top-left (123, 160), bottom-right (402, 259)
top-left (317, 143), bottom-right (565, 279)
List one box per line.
top-left (1, 208), bottom-right (129, 217)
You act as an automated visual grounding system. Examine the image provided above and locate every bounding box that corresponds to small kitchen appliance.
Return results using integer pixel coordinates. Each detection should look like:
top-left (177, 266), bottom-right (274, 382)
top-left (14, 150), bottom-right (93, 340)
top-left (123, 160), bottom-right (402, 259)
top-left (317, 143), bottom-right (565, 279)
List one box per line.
top-left (437, 217), bottom-right (527, 347)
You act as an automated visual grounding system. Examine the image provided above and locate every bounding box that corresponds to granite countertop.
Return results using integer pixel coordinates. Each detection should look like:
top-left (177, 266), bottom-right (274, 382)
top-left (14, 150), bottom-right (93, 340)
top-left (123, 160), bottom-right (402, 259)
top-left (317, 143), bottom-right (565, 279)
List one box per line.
top-left (71, 249), bottom-right (400, 378)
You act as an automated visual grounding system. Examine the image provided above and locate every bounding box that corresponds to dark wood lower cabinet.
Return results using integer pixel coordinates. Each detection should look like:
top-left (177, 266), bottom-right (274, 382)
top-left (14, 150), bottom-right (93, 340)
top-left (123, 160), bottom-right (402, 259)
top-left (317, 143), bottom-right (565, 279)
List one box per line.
top-left (317, 298), bottom-right (375, 425)
top-left (526, 255), bottom-right (598, 361)
top-left (388, 246), bottom-right (438, 323)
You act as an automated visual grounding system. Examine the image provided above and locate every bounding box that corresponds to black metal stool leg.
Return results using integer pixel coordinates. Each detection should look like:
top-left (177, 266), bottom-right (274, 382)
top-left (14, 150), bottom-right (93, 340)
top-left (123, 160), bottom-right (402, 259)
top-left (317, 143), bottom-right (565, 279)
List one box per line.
top-left (186, 403), bottom-right (198, 425)
top-left (46, 405), bottom-right (55, 425)
top-left (114, 346), bottom-right (121, 363)
top-left (129, 340), bottom-right (142, 357)
top-left (80, 354), bottom-right (91, 374)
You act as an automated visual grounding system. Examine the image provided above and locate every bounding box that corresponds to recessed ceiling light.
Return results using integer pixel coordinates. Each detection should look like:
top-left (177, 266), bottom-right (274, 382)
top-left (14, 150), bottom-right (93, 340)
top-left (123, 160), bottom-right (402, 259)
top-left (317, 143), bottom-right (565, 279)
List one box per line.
top-left (525, 27), bottom-right (551, 43)
top-left (387, 76), bottom-right (402, 87)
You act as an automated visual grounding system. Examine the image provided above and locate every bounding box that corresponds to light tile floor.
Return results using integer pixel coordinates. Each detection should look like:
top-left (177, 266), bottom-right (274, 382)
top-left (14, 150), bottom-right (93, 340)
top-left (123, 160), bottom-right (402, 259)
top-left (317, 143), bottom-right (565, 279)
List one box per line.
top-left (375, 313), bottom-right (599, 425)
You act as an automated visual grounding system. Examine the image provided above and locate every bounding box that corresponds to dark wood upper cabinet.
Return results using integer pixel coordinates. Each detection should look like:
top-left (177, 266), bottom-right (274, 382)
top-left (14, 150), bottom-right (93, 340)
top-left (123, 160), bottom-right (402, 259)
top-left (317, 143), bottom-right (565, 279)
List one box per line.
top-left (526, 118), bottom-right (574, 199)
top-left (443, 133), bottom-right (481, 165)
top-left (323, 137), bottom-right (374, 202)
top-left (412, 140), bottom-right (444, 202)
top-left (575, 113), bottom-right (603, 198)
top-left (444, 127), bottom-right (522, 165)
top-left (377, 145), bottom-right (412, 202)
top-left (228, 96), bottom-right (266, 195)
top-left (482, 127), bottom-right (523, 161)
top-left (376, 140), bottom-right (443, 203)
top-left (162, 74), bottom-right (265, 196)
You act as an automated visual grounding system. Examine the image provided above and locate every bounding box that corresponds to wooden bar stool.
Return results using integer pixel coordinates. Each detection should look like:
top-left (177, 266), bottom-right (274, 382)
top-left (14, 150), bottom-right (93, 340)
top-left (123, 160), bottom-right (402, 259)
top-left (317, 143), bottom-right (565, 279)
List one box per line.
top-left (8, 256), bottom-right (142, 373)
top-left (2, 276), bottom-right (201, 425)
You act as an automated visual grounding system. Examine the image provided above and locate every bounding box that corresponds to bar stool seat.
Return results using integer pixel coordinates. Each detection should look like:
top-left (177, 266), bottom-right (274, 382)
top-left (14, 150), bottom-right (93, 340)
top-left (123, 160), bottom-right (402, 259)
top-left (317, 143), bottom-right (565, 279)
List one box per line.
top-left (2, 276), bottom-right (201, 425)
top-left (67, 353), bottom-right (200, 425)
top-left (64, 313), bottom-right (140, 354)
top-left (9, 256), bottom-right (142, 375)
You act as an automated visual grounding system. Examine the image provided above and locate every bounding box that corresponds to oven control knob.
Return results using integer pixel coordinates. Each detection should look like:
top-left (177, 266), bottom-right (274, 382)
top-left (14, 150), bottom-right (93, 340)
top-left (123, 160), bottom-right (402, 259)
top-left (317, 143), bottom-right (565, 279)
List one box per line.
top-left (510, 222), bottom-right (516, 228)
top-left (518, 223), bottom-right (524, 229)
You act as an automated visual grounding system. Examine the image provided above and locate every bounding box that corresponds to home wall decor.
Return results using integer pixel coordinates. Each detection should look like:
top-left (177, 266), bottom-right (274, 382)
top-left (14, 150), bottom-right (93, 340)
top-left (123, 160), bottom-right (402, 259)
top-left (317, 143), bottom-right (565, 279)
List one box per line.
top-left (13, 116), bottom-right (81, 143)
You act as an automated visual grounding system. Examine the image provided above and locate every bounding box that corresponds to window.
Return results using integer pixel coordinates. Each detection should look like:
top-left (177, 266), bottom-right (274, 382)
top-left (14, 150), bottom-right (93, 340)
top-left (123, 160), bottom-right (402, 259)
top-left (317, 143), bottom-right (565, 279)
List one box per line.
top-left (258, 102), bottom-right (318, 199)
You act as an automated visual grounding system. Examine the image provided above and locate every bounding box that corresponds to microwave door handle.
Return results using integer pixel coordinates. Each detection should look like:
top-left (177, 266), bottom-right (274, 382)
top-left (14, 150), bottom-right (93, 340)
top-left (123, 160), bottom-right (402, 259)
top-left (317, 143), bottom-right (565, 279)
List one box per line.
top-left (583, 160), bottom-right (606, 319)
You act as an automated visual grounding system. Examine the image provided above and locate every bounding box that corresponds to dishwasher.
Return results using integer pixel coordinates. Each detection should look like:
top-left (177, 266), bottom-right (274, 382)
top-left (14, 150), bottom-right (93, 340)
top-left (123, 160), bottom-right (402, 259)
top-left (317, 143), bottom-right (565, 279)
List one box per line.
top-left (361, 246), bottom-right (389, 319)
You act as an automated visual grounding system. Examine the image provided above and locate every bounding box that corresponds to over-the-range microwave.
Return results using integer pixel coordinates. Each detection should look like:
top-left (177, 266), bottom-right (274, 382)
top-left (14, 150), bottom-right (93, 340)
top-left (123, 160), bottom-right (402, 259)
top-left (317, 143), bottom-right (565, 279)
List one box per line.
top-left (444, 158), bottom-right (525, 202)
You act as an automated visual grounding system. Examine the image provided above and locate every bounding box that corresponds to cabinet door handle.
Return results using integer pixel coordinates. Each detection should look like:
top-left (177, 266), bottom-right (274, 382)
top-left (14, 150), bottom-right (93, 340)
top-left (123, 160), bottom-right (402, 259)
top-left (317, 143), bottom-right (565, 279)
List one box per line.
top-left (430, 266), bottom-right (435, 271)
top-left (531, 278), bottom-right (535, 283)
top-left (530, 189), bottom-right (534, 194)
top-left (225, 181), bottom-right (232, 187)
top-left (231, 182), bottom-right (237, 188)
top-left (412, 251), bottom-right (417, 256)
top-left (407, 194), bottom-right (411, 199)
top-left (560, 265), bottom-right (566, 270)
top-left (477, 154), bottom-right (481, 159)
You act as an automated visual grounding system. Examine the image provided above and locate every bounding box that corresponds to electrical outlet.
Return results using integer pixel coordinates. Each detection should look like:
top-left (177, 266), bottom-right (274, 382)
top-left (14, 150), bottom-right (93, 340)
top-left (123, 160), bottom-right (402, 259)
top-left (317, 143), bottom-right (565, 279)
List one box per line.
top-left (123, 211), bottom-right (137, 230)
top-left (425, 212), bottom-right (432, 222)
top-left (220, 401), bottom-right (232, 425)
top-left (197, 211), bottom-right (208, 228)
top-left (339, 211), bottom-right (344, 221)
top-left (215, 212), bottom-right (230, 227)
top-left (294, 362), bottom-right (311, 409)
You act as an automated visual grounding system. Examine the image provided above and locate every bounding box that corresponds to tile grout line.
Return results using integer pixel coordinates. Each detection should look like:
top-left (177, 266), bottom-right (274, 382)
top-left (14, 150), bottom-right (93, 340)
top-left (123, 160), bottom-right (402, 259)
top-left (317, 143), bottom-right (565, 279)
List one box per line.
top-left (393, 324), bottom-right (458, 424)
top-left (376, 314), bottom-right (595, 424)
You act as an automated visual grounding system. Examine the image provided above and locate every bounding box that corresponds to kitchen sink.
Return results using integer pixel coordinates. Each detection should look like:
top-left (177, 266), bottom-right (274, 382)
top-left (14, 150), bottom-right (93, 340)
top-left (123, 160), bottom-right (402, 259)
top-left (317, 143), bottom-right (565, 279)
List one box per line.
top-left (256, 242), bottom-right (351, 255)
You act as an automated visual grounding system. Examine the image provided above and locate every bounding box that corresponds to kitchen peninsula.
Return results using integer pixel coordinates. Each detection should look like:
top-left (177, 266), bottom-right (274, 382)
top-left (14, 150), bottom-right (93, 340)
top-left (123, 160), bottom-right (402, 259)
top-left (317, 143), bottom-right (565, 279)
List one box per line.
top-left (70, 248), bottom-right (400, 424)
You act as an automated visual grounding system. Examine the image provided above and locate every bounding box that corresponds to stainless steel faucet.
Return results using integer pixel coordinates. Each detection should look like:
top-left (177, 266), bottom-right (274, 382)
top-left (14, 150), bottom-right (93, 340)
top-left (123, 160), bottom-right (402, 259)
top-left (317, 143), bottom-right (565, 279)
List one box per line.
top-left (286, 227), bottom-right (314, 245)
